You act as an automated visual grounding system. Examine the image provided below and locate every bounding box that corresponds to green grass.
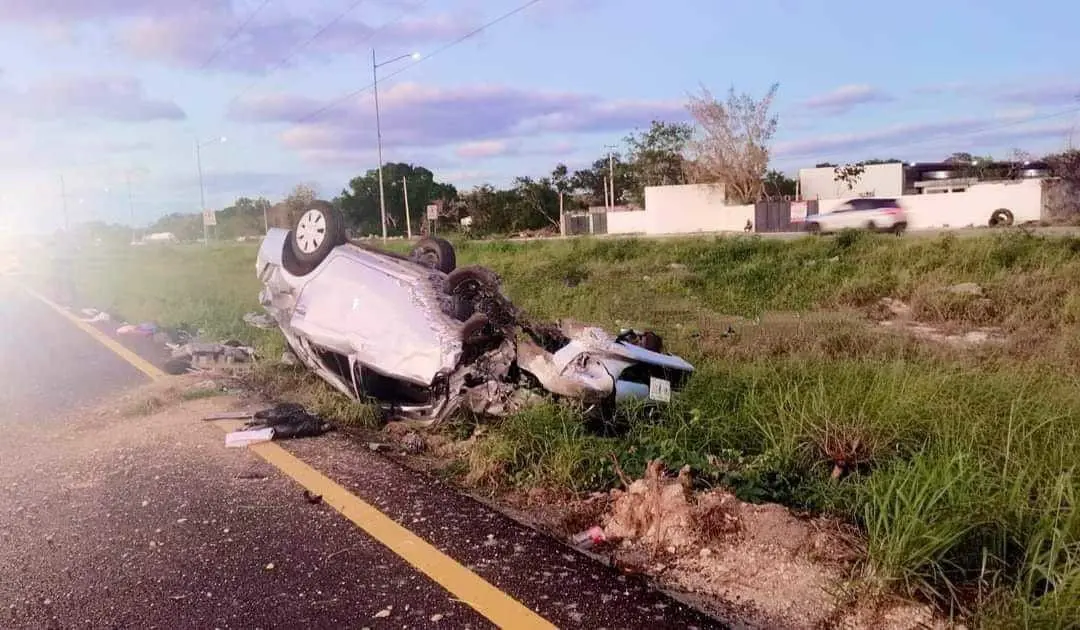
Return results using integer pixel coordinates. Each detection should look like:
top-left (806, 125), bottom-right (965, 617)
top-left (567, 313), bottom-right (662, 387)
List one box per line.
top-left (45, 231), bottom-right (1080, 626)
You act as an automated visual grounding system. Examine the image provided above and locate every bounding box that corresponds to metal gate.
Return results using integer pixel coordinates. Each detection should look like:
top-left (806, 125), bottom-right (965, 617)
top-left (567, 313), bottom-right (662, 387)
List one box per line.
top-left (563, 210), bottom-right (608, 235)
top-left (753, 200), bottom-right (819, 232)
top-left (590, 209), bottom-right (608, 235)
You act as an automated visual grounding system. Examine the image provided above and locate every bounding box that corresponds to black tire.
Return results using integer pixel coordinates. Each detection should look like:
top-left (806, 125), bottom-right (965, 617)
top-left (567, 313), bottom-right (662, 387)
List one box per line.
top-left (460, 312), bottom-right (490, 343)
top-left (445, 266), bottom-right (499, 301)
top-left (891, 222), bottom-right (907, 236)
top-left (410, 236), bottom-right (456, 274)
top-left (866, 220), bottom-right (877, 232)
top-left (806, 222), bottom-right (821, 235)
top-left (989, 208), bottom-right (1014, 228)
top-left (282, 200), bottom-right (347, 276)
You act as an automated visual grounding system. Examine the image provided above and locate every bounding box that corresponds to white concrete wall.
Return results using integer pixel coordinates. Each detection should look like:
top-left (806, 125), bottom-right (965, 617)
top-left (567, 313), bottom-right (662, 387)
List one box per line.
top-left (640, 183), bottom-right (753, 234)
top-left (607, 210), bottom-right (649, 234)
top-left (799, 163), bottom-right (904, 200)
top-left (814, 179), bottom-right (1044, 229)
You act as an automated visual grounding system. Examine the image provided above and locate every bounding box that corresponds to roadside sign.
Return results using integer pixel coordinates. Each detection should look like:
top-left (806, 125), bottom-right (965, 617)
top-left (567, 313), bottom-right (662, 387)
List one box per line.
top-left (202, 208), bottom-right (217, 227)
top-left (790, 201), bottom-right (807, 223)
top-left (425, 204), bottom-right (439, 220)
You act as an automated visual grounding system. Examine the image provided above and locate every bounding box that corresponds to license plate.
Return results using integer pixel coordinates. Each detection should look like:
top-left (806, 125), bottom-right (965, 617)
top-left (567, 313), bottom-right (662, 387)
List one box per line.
top-left (648, 377), bottom-right (671, 403)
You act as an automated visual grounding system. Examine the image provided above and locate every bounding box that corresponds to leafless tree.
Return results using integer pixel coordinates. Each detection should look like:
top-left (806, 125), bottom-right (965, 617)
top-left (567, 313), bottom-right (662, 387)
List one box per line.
top-left (684, 83), bottom-right (779, 204)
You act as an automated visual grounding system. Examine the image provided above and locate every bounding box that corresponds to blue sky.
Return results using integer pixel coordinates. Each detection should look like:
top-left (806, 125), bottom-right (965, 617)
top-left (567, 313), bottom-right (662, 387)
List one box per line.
top-left (0, 0), bottom-right (1077, 233)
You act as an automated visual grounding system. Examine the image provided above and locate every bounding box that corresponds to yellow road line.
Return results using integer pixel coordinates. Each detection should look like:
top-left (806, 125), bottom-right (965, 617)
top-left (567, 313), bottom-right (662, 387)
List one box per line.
top-left (23, 286), bottom-right (557, 630)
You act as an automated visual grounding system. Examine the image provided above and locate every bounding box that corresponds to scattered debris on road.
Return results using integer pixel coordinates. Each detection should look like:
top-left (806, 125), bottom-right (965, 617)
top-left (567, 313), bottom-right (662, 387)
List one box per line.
top-left (77, 307), bottom-right (111, 323)
top-left (225, 427), bottom-right (274, 448)
top-left (217, 403), bottom-right (333, 447)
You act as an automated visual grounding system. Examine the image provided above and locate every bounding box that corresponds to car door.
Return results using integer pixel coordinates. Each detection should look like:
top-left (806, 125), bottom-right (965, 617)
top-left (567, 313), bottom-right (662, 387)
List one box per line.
top-left (826, 202), bottom-right (855, 229)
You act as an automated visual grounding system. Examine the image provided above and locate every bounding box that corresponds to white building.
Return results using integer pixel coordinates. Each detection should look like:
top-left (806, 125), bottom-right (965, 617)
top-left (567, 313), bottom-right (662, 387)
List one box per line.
top-left (798, 163), bottom-right (904, 200)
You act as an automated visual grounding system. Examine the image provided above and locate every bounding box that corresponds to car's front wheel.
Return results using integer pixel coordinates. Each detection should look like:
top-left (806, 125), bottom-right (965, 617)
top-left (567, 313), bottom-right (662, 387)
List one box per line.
top-left (282, 200), bottom-right (348, 276)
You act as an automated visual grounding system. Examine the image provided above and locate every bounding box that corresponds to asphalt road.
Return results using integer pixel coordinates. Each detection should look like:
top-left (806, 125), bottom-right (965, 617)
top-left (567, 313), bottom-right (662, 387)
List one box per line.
top-left (0, 279), bottom-right (727, 629)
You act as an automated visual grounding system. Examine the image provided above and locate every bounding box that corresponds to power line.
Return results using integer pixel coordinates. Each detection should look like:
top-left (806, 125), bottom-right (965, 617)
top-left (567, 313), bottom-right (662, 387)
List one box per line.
top-left (198, 0), bottom-right (274, 71)
top-left (284, 0), bottom-right (543, 127)
top-left (224, 0), bottom-right (433, 110)
top-left (779, 106), bottom-right (1080, 164)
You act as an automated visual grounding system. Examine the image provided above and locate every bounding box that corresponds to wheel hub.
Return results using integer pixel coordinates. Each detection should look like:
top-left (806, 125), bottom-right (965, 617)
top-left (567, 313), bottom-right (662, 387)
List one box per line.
top-left (295, 209), bottom-right (326, 254)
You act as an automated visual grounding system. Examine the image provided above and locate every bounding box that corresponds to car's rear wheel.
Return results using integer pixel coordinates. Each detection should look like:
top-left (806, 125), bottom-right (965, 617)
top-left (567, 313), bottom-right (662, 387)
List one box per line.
top-left (282, 200), bottom-right (347, 276)
top-left (410, 236), bottom-right (456, 274)
top-left (866, 220), bottom-right (878, 232)
top-left (806, 222), bottom-right (821, 235)
top-left (891, 221), bottom-right (907, 236)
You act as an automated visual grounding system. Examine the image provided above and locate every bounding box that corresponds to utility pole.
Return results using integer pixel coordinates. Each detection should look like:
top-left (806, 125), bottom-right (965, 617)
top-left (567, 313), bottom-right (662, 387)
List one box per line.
top-left (126, 171), bottom-right (136, 244)
top-left (373, 49), bottom-right (388, 243)
top-left (558, 191), bottom-right (565, 237)
top-left (403, 176), bottom-right (412, 239)
top-left (262, 201), bottom-right (269, 234)
top-left (60, 174), bottom-right (69, 231)
top-left (372, 49), bottom-right (421, 243)
top-left (195, 139), bottom-right (208, 246)
top-left (608, 150), bottom-right (616, 210)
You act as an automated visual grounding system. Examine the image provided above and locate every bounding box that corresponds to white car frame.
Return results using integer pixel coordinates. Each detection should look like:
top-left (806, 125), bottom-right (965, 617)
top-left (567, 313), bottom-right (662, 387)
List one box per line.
top-left (806, 198), bottom-right (908, 235)
top-left (256, 201), bottom-right (694, 424)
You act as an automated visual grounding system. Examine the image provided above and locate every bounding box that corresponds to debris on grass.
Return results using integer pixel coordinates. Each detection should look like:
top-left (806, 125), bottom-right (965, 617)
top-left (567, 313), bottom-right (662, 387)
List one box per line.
top-left (243, 312), bottom-right (277, 329)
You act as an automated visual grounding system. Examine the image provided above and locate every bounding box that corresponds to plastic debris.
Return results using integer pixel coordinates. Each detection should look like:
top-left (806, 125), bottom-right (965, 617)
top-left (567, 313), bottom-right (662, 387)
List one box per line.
top-left (117, 322), bottom-right (158, 336)
top-left (243, 312), bottom-right (277, 329)
top-left (571, 525), bottom-right (607, 549)
top-left (225, 427), bottom-right (274, 448)
top-left (242, 403), bottom-right (333, 440)
top-left (78, 308), bottom-right (111, 323)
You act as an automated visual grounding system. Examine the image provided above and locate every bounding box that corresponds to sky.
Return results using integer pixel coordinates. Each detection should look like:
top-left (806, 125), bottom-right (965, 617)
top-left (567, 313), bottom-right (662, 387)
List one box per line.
top-left (0, 0), bottom-right (1078, 233)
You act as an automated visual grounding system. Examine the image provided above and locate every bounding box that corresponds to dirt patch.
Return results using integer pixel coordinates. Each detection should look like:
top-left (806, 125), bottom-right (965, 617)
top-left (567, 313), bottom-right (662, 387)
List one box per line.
top-left (872, 296), bottom-right (1005, 347)
top-left (496, 460), bottom-right (954, 630)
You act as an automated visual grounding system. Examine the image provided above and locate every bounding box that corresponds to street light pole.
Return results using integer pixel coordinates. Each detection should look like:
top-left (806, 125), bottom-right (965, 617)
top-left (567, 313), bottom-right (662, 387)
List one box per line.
top-left (195, 139), bottom-right (208, 246)
top-left (126, 171), bottom-right (136, 244)
top-left (194, 135), bottom-right (226, 246)
top-left (60, 174), bottom-right (69, 231)
top-left (372, 49), bottom-right (387, 243)
top-left (372, 49), bottom-right (421, 243)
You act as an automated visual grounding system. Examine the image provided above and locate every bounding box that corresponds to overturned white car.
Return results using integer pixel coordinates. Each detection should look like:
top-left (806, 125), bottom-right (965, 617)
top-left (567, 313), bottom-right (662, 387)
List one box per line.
top-left (256, 201), bottom-right (694, 424)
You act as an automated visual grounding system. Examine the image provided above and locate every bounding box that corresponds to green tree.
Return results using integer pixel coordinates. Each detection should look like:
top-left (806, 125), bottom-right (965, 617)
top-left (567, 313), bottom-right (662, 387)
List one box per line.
top-left (762, 170), bottom-right (797, 198)
top-left (623, 120), bottom-right (693, 203)
top-left (458, 184), bottom-right (524, 235)
top-left (215, 196), bottom-right (272, 239)
top-left (147, 212), bottom-right (201, 241)
top-left (335, 163), bottom-right (457, 236)
top-left (858, 158), bottom-right (903, 165)
top-left (570, 155), bottom-right (635, 207)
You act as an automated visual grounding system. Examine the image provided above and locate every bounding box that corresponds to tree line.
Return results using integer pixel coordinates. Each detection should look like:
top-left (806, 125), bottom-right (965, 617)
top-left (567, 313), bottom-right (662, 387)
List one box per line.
top-left (94, 82), bottom-right (1080, 241)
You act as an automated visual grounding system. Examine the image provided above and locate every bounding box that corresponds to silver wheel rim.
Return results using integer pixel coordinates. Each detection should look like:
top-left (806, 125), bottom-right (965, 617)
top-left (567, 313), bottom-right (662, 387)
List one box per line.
top-left (295, 209), bottom-right (326, 254)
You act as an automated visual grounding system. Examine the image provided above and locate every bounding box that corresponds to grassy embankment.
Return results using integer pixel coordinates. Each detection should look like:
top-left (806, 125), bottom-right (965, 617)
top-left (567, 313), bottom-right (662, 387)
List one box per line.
top-left (50, 231), bottom-right (1080, 626)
